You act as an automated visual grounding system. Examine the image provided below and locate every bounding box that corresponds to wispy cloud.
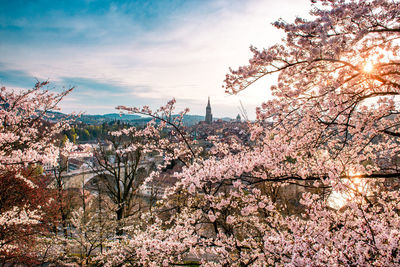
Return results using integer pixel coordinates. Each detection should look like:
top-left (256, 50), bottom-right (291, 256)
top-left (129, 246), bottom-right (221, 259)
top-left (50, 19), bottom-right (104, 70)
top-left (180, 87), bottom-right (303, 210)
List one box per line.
top-left (0, 67), bottom-right (38, 88)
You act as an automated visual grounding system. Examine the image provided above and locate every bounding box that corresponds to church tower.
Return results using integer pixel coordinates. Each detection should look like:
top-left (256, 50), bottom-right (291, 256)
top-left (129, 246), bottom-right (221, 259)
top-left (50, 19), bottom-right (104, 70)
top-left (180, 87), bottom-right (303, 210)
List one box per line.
top-left (205, 97), bottom-right (213, 124)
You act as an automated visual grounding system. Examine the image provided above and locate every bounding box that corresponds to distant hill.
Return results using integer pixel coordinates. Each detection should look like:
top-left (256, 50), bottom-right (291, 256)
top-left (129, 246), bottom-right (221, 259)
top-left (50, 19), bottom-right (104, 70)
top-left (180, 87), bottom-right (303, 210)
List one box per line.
top-left (78, 113), bottom-right (142, 124)
top-left (45, 111), bottom-right (210, 126)
top-left (102, 113), bottom-right (142, 120)
top-left (181, 114), bottom-right (205, 126)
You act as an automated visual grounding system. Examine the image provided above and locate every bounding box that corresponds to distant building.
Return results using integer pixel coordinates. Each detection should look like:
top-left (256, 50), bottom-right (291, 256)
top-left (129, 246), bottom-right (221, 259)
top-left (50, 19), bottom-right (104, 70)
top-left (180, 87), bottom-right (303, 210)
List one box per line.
top-left (236, 114), bottom-right (241, 122)
top-left (205, 97), bottom-right (213, 124)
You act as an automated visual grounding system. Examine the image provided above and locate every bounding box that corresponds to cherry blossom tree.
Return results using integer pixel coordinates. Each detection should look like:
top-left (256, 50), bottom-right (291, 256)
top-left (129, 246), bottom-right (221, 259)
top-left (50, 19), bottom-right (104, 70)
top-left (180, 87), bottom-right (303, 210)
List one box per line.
top-left (0, 169), bottom-right (59, 265)
top-left (116, 99), bottom-right (199, 168)
top-left (50, 139), bottom-right (83, 240)
top-left (100, 0), bottom-right (400, 266)
top-left (0, 81), bottom-right (72, 264)
top-left (65, 180), bottom-right (115, 265)
top-left (90, 100), bottom-right (200, 236)
top-left (91, 130), bottom-right (150, 235)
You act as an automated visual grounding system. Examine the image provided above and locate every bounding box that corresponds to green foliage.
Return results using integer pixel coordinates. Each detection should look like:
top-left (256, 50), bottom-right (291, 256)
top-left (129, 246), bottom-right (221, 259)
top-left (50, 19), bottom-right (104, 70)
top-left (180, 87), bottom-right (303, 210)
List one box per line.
top-left (63, 122), bottom-right (130, 143)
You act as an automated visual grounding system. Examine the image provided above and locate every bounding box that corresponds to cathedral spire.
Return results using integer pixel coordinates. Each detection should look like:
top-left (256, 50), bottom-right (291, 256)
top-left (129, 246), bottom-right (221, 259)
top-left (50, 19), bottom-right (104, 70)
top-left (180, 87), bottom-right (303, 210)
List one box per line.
top-left (205, 97), bottom-right (213, 124)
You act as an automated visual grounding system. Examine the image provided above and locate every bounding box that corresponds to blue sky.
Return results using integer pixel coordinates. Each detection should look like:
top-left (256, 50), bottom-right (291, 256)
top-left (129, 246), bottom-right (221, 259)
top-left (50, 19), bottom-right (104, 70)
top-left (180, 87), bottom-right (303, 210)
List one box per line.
top-left (0, 0), bottom-right (310, 118)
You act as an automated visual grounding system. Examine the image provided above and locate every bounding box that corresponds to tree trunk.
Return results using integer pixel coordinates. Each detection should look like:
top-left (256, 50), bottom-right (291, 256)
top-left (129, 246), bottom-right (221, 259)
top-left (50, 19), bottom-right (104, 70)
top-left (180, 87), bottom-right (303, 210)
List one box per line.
top-left (116, 205), bottom-right (124, 236)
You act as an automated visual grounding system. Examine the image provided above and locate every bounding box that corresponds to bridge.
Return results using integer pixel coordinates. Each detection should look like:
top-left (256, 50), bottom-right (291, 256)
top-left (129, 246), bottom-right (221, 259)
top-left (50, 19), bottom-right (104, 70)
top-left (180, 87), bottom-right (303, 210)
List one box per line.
top-left (59, 161), bottom-right (152, 189)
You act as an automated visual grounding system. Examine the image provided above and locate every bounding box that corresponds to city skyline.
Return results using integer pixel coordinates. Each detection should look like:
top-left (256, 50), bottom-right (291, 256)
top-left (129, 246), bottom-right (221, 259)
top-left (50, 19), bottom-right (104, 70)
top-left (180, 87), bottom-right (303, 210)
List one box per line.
top-left (0, 0), bottom-right (310, 119)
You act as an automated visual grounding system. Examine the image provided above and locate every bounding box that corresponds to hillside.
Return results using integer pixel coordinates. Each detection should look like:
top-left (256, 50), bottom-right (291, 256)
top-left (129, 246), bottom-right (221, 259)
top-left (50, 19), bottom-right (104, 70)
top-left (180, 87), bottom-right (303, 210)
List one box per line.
top-left (46, 111), bottom-right (211, 126)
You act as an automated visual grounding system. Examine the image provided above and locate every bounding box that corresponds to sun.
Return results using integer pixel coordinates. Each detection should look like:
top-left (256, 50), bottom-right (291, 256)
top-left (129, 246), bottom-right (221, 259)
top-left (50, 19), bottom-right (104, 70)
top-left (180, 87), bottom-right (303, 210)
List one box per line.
top-left (363, 61), bottom-right (374, 73)
top-left (328, 172), bottom-right (367, 209)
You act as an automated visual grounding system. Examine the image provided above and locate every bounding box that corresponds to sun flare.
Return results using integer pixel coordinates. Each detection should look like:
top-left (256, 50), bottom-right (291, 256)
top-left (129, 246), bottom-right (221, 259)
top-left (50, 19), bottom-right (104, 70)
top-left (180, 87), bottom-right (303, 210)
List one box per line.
top-left (328, 172), bottom-right (367, 209)
top-left (363, 61), bottom-right (374, 73)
